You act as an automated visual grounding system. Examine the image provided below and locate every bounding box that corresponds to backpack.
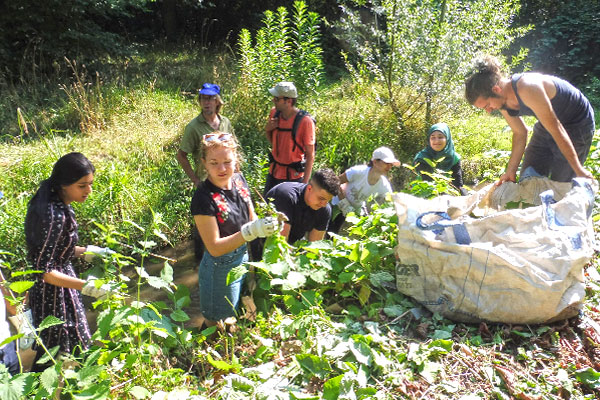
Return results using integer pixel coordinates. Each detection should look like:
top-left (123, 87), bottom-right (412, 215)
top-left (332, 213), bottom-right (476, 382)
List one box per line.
top-left (273, 109), bottom-right (316, 154)
top-left (269, 110), bottom-right (316, 173)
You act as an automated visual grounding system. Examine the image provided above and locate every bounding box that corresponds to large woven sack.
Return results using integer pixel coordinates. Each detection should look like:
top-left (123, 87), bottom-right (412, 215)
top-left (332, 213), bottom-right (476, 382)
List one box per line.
top-left (393, 178), bottom-right (596, 324)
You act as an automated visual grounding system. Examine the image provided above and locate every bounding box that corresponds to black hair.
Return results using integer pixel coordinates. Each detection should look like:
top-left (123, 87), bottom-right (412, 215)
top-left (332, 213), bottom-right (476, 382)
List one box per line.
top-left (311, 168), bottom-right (340, 196)
top-left (464, 55), bottom-right (504, 104)
top-left (25, 152), bottom-right (95, 252)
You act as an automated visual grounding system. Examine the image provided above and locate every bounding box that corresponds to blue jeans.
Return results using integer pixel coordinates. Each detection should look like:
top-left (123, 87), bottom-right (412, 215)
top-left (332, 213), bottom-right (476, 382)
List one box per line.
top-left (198, 244), bottom-right (247, 321)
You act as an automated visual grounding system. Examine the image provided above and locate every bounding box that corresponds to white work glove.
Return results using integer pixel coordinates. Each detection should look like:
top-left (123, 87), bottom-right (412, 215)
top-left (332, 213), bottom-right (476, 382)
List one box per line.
top-left (18, 309), bottom-right (35, 350)
top-left (338, 198), bottom-right (355, 216)
top-left (240, 217), bottom-right (279, 242)
top-left (83, 245), bottom-right (115, 262)
top-left (81, 276), bottom-right (114, 300)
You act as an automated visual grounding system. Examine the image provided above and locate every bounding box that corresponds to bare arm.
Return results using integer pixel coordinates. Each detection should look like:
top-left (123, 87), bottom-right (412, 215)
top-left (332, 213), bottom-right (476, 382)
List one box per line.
top-left (177, 149), bottom-right (201, 187)
top-left (74, 245), bottom-right (87, 259)
top-left (518, 77), bottom-right (592, 178)
top-left (280, 223), bottom-right (291, 242)
top-left (337, 172), bottom-right (349, 199)
top-left (498, 110), bottom-right (529, 184)
top-left (43, 270), bottom-right (85, 291)
top-left (307, 229), bottom-right (325, 242)
top-left (302, 144), bottom-right (315, 184)
top-left (194, 215), bottom-right (247, 257)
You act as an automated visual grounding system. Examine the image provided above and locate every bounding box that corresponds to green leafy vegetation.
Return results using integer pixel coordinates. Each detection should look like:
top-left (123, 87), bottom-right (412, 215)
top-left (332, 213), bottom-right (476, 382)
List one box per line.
top-left (1, 1), bottom-right (600, 398)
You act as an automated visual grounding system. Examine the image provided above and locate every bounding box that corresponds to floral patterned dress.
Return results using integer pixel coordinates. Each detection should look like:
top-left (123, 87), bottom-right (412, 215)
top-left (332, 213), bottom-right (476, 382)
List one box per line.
top-left (28, 200), bottom-right (91, 359)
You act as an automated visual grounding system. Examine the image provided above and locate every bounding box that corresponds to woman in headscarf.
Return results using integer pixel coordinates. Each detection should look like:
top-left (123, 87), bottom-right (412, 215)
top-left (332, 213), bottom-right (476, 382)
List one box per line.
top-left (413, 123), bottom-right (467, 195)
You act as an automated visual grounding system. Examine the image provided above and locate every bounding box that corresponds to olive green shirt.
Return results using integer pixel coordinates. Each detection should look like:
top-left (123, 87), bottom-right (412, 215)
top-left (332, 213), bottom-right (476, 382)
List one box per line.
top-left (179, 113), bottom-right (234, 178)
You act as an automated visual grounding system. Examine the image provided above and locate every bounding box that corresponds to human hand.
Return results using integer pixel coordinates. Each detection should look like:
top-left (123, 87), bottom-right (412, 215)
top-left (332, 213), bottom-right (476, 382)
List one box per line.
top-left (241, 217), bottom-right (280, 241)
top-left (81, 276), bottom-right (115, 300)
top-left (265, 117), bottom-right (278, 133)
top-left (576, 167), bottom-right (594, 180)
top-left (496, 172), bottom-right (516, 186)
top-left (84, 245), bottom-right (115, 263)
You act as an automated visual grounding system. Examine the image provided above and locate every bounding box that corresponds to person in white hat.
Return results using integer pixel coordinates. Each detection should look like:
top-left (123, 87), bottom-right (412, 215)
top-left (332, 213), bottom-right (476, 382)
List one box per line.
top-left (328, 146), bottom-right (399, 234)
top-left (263, 81), bottom-right (316, 195)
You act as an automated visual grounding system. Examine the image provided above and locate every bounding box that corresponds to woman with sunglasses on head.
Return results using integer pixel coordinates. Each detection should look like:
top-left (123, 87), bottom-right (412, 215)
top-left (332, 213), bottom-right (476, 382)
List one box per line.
top-left (25, 152), bottom-right (115, 371)
top-left (191, 132), bottom-right (279, 328)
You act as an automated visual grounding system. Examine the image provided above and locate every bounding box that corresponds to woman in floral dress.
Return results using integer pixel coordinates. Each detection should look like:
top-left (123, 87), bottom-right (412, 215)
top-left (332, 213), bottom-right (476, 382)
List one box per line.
top-left (190, 132), bottom-right (279, 326)
top-left (25, 152), bottom-right (113, 371)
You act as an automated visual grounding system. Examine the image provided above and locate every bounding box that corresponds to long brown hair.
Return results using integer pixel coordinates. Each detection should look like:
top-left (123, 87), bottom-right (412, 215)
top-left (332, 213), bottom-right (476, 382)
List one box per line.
top-left (465, 56), bottom-right (505, 105)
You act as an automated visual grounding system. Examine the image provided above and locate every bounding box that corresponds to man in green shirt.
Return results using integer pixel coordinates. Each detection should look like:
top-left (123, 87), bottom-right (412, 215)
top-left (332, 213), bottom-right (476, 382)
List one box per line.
top-left (177, 83), bottom-right (235, 260)
top-left (177, 83), bottom-right (235, 186)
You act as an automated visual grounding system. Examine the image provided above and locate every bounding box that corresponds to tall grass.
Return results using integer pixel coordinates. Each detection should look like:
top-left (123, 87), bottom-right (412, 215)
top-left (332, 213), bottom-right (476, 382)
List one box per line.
top-left (0, 44), bottom-right (513, 270)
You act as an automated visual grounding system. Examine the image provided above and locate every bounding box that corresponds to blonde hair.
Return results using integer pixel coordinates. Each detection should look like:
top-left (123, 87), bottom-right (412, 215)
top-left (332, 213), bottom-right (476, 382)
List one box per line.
top-left (201, 131), bottom-right (242, 171)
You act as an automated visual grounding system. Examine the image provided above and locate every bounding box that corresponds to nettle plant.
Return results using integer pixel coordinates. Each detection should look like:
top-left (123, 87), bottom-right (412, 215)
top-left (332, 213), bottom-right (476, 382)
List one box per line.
top-left (403, 160), bottom-right (461, 199)
top-left (215, 202), bottom-right (466, 398)
top-left (0, 211), bottom-right (196, 399)
top-left (236, 0), bottom-right (324, 99)
top-left (229, 199), bottom-right (399, 324)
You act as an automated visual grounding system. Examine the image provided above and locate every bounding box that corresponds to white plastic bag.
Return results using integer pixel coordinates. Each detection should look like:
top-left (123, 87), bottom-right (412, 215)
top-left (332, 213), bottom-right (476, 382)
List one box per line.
top-left (393, 177), bottom-right (596, 324)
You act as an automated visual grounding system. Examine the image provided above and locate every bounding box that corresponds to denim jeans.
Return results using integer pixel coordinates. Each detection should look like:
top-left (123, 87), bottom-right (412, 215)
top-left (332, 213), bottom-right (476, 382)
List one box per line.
top-left (198, 244), bottom-right (247, 321)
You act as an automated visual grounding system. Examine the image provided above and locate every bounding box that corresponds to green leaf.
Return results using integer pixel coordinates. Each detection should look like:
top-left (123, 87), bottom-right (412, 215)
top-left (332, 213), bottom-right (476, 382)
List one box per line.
top-left (153, 228), bottom-right (168, 242)
top-left (146, 276), bottom-right (170, 291)
top-left (0, 378), bottom-right (23, 400)
top-left (138, 240), bottom-right (156, 249)
top-left (284, 295), bottom-right (305, 314)
top-left (296, 353), bottom-right (332, 379)
top-left (383, 305), bottom-right (405, 317)
top-left (38, 315), bottom-right (64, 331)
top-left (369, 271), bottom-right (394, 288)
top-left (206, 354), bottom-right (235, 372)
top-left (226, 265), bottom-right (248, 285)
top-left (160, 261), bottom-right (173, 283)
top-left (429, 339), bottom-right (453, 353)
top-left (8, 281), bottom-right (34, 294)
top-left (349, 339), bottom-right (372, 366)
top-left (72, 381), bottom-right (110, 400)
top-left (128, 386), bottom-right (151, 399)
top-left (40, 364), bottom-right (59, 395)
top-left (78, 365), bottom-right (105, 386)
top-left (10, 270), bottom-right (43, 278)
top-left (37, 346), bottom-right (60, 365)
top-left (432, 330), bottom-right (452, 340)
top-left (420, 361), bottom-right (443, 384)
top-left (323, 374), bottom-right (343, 400)
top-left (511, 329), bottom-right (532, 338)
top-left (575, 367), bottom-right (600, 389)
top-left (173, 285), bottom-right (191, 308)
top-left (124, 220), bottom-right (145, 232)
top-left (338, 271), bottom-right (355, 284)
top-left (170, 309), bottom-right (190, 322)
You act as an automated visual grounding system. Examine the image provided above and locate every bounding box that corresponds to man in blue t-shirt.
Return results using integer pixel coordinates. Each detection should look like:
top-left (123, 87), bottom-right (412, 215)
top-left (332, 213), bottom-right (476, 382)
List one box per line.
top-left (266, 169), bottom-right (339, 243)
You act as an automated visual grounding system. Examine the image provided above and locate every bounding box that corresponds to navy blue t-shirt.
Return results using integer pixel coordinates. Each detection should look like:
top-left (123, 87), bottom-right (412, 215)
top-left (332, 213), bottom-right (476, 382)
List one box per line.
top-left (266, 182), bottom-right (331, 244)
top-left (191, 173), bottom-right (252, 238)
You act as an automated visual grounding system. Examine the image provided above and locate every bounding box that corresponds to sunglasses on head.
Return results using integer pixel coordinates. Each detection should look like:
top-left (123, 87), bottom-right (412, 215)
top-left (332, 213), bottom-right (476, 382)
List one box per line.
top-left (203, 132), bottom-right (233, 142)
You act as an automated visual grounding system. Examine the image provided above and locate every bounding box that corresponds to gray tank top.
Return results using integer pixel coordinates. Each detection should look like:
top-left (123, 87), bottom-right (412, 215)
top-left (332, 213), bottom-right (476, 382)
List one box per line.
top-left (507, 73), bottom-right (594, 128)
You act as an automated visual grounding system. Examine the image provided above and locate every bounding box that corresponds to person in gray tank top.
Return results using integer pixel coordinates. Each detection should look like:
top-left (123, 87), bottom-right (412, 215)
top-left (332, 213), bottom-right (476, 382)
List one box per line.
top-left (464, 55), bottom-right (594, 183)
